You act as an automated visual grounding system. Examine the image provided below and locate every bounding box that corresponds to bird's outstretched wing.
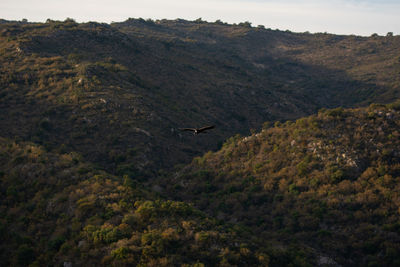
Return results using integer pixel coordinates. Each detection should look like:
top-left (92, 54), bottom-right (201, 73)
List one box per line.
top-left (179, 128), bottom-right (196, 132)
top-left (198, 125), bottom-right (215, 132)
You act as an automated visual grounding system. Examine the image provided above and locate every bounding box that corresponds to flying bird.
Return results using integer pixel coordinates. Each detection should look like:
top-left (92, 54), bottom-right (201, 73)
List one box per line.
top-left (179, 125), bottom-right (215, 135)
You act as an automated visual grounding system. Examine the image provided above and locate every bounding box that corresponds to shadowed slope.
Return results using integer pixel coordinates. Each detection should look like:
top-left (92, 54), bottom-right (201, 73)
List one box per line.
top-left (0, 19), bottom-right (399, 174)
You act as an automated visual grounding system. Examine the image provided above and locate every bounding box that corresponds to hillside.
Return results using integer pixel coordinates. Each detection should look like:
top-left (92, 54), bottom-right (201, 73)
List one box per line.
top-left (1, 18), bottom-right (400, 174)
top-left (1, 18), bottom-right (400, 266)
top-left (1, 137), bottom-right (309, 266)
top-left (161, 103), bottom-right (400, 266)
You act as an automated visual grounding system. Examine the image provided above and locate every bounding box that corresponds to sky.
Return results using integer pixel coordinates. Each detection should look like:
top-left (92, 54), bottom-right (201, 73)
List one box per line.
top-left (0, 0), bottom-right (399, 36)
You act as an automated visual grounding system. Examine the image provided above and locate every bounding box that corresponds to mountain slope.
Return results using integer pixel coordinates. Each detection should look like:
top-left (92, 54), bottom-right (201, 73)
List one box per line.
top-left (162, 103), bottom-right (400, 266)
top-left (2, 137), bottom-right (303, 266)
top-left (1, 19), bottom-right (400, 173)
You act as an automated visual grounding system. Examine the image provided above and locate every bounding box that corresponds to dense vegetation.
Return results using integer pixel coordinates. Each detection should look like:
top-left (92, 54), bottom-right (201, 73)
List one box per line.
top-left (1, 18), bottom-right (400, 266)
top-left (1, 18), bottom-right (400, 173)
top-left (1, 137), bottom-right (296, 266)
top-left (162, 103), bottom-right (400, 266)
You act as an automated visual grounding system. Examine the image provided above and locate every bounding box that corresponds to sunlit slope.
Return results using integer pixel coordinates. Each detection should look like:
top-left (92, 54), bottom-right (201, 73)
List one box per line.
top-left (1, 137), bottom-right (293, 266)
top-left (163, 103), bottom-right (400, 266)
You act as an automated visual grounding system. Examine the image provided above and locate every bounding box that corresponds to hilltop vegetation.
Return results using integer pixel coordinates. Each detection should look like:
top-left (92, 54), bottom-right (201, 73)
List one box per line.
top-left (162, 102), bottom-right (400, 266)
top-left (1, 18), bottom-right (400, 266)
top-left (1, 18), bottom-right (400, 173)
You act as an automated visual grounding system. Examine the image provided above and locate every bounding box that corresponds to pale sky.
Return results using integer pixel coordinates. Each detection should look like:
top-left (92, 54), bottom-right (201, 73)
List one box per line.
top-left (0, 0), bottom-right (399, 36)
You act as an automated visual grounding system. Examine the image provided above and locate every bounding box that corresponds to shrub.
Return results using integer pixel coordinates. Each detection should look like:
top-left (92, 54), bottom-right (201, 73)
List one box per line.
top-left (111, 247), bottom-right (130, 259)
top-left (17, 244), bottom-right (35, 265)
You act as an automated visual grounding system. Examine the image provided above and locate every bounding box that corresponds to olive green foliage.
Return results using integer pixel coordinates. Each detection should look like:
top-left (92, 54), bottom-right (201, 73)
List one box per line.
top-left (0, 137), bottom-right (273, 266)
top-left (1, 19), bottom-right (400, 174)
top-left (1, 18), bottom-right (400, 266)
top-left (163, 104), bottom-right (400, 266)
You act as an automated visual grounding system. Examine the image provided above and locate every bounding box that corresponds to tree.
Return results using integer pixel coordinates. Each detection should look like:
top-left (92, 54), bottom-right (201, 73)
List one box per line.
top-left (239, 21), bottom-right (252, 27)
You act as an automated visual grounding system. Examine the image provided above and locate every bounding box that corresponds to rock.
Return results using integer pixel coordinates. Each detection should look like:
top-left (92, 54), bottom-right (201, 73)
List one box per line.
top-left (317, 255), bottom-right (341, 266)
top-left (78, 240), bottom-right (86, 247)
top-left (151, 184), bottom-right (163, 193)
top-left (133, 127), bottom-right (151, 137)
